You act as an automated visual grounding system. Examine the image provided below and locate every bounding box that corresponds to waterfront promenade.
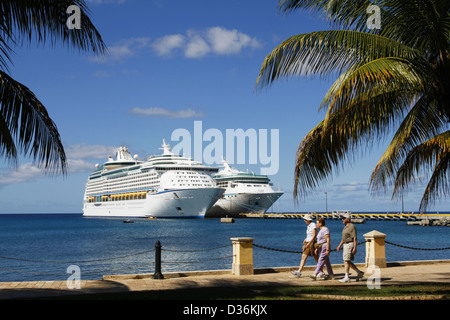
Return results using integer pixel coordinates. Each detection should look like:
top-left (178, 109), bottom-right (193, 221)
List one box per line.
top-left (0, 260), bottom-right (448, 299)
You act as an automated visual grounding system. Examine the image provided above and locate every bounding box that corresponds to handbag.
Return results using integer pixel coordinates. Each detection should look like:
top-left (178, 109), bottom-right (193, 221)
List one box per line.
top-left (314, 242), bottom-right (324, 250)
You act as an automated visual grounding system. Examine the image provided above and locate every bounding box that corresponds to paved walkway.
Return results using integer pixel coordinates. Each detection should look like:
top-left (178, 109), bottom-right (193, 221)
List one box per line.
top-left (0, 260), bottom-right (449, 299)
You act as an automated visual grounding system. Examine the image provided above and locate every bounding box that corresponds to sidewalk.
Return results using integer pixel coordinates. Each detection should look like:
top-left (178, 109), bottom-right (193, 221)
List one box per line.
top-left (0, 260), bottom-right (449, 299)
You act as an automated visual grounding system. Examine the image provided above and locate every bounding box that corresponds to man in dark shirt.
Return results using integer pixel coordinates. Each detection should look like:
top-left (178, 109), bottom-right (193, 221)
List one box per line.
top-left (337, 213), bottom-right (364, 282)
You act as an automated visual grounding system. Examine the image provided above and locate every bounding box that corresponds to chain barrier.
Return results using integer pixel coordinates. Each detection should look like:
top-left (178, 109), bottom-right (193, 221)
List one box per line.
top-left (1, 239), bottom-right (448, 277)
top-left (253, 240), bottom-right (449, 254)
top-left (162, 255), bottom-right (234, 264)
top-left (252, 244), bottom-right (302, 254)
top-left (160, 244), bottom-right (233, 264)
top-left (0, 248), bottom-right (156, 276)
top-left (0, 243), bottom-right (233, 277)
top-left (162, 243), bottom-right (232, 253)
top-left (385, 241), bottom-right (450, 251)
top-left (0, 249), bottom-right (155, 264)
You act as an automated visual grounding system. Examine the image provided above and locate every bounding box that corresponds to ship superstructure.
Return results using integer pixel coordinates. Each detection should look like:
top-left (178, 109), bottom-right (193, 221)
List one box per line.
top-left (82, 141), bottom-right (224, 218)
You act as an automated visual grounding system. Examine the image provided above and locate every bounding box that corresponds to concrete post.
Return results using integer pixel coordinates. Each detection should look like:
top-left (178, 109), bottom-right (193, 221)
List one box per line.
top-left (363, 230), bottom-right (387, 268)
top-left (231, 237), bottom-right (254, 276)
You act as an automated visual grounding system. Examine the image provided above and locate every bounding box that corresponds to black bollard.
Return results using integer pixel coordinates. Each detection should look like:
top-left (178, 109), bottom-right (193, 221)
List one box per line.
top-left (153, 240), bottom-right (164, 279)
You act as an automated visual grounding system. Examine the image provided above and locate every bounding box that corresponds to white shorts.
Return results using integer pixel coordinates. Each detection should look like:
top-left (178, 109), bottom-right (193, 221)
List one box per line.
top-left (343, 242), bottom-right (355, 261)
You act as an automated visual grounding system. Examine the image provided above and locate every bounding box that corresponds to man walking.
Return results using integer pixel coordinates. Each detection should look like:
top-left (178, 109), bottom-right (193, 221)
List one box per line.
top-left (337, 213), bottom-right (364, 282)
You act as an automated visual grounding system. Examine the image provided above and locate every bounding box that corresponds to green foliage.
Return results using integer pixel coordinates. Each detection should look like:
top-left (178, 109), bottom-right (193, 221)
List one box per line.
top-left (258, 0), bottom-right (450, 210)
top-left (0, 0), bottom-right (106, 173)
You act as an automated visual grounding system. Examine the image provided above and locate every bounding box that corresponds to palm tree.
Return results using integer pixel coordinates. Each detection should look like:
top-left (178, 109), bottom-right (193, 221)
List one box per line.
top-left (0, 0), bottom-right (106, 174)
top-left (257, 0), bottom-right (449, 210)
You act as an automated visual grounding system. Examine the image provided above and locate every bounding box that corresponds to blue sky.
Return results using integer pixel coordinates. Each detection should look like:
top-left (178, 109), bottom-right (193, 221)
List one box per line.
top-left (0, 0), bottom-right (448, 213)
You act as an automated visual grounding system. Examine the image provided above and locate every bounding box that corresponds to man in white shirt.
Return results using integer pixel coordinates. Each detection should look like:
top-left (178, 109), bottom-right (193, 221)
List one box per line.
top-left (291, 214), bottom-right (319, 277)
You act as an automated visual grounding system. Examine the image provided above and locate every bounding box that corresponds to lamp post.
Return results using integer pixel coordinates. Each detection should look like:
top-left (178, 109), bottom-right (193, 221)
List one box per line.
top-left (324, 192), bottom-right (328, 213)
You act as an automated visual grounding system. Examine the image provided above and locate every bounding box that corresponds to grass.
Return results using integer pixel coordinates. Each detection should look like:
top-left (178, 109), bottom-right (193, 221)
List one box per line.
top-left (45, 283), bottom-right (449, 300)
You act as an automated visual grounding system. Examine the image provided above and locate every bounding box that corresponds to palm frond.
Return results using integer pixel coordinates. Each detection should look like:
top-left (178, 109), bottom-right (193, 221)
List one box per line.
top-left (266, 0), bottom-right (449, 209)
top-left (370, 96), bottom-right (447, 192)
top-left (0, 71), bottom-right (66, 174)
top-left (278, 0), bottom-right (373, 30)
top-left (0, 0), bottom-right (107, 70)
top-left (293, 77), bottom-right (441, 200)
top-left (321, 57), bottom-right (429, 117)
top-left (0, 113), bottom-right (17, 161)
top-left (256, 30), bottom-right (422, 88)
top-left (393, 131), bottom-right (450, 210)
top-left (0, 0), bottom-right (107, 174)
top-left (278, 0), bottom-right (450, 55)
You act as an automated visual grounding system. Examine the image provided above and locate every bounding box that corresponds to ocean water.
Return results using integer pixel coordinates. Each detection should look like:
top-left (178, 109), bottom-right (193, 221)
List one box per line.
top-left (0, 213), bottom-right (449, 282)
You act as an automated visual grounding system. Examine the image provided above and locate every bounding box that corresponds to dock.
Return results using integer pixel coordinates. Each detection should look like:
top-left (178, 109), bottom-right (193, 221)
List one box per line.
top-left (240, 212), bottom-right (450, 224)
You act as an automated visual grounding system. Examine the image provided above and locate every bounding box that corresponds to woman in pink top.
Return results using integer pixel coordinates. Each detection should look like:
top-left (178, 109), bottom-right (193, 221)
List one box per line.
top-left (310, 218), bottom-right (334, 280)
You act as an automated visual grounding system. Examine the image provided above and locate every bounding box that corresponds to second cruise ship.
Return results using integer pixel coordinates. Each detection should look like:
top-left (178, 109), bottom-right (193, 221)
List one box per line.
top-left (82, 141), bottom-right (224, 218)
top-left (206, 160), bottom-right (283, 217)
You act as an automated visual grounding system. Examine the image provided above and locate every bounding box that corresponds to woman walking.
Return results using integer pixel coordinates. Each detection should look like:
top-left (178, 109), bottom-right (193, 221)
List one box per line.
top-left (291, 214), bottom-right (318, 277)
top-left (310, 218), bottom-right (334, 280)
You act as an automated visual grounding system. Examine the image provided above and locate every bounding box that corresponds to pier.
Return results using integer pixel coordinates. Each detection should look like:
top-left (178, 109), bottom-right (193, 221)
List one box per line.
top-left (241, 212), bottom-right (450, 224)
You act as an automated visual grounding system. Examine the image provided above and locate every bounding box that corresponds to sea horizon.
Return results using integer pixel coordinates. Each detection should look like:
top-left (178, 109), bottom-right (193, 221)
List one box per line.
top-left (0, 211), bottom-right (449, 215)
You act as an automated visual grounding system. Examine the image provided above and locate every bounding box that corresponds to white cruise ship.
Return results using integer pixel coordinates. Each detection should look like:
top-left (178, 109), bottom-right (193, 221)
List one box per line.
top-left (82, 141), bottom-right (224, 218)
top-left (206, 160), bottom-right (284, 217)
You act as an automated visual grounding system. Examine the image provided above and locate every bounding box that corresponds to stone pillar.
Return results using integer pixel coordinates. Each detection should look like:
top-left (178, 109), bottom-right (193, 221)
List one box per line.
top-left (363, 230), bottom-right (387, 268)
top-left (231, 237), bottom-right (254, 276)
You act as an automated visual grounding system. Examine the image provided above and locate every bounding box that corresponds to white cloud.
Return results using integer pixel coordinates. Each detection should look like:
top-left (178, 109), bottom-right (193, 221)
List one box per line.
top-left (0, 144), bottom-right (118, 187)
top-left (185, 34), bottom-right (211, 58)
top-left (67, 159), bottom-right (100, 173)
top-left (206, 27), bottom-right (261, 55)
top-left (334, 181), bottom-right (368, 192)
top-left (152, 34), bottom-right (185, 56)
top-left (0, 163), bottom-right (44, 186)
top-left (90, 37), bottom-right (151, 63)
top-left (129, 107), bottom-right (205, 118)
top-left (152, 27), bottom-right (261, 59)
top-left (65, 144), bottom-right (117, 160)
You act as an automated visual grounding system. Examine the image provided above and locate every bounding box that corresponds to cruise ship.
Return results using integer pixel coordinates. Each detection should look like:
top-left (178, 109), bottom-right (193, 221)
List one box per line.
top-left (82, 141), bottom-right (224, 218)
top-left (206, 160), bottom-right (284, 217)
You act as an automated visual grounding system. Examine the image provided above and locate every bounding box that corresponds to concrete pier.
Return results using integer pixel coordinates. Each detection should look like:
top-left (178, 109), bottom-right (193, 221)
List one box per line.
top-left (242, 212), bottom-right (450, 224)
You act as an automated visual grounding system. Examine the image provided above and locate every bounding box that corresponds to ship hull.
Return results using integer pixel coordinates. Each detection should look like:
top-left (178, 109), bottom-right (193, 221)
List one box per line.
top-left (206, 191), bottom-right (283, 218)
top-left (83, 188), bottom-right (224, 218)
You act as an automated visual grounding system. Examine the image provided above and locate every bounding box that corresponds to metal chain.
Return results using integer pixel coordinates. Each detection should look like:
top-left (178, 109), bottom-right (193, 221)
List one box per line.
top-left (252, 244), bottom-right (302, 254)
top-left (0, 249), bottom-right (155, 264)
top-left (162, 243), bottom-right (232, 253)
top-left (1, 240), bottom-right (448, 277)
top-left (385, 241), bottom-right (450, 251)
top-left (162, 255), bottom-right (234, 264)
top-left (253, 240), bottom-right (368, 254)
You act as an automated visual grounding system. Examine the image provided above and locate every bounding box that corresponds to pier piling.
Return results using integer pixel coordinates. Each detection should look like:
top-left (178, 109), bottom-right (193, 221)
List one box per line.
top-left (231, 237), bottom-right (254, 276)
top-left (364, 230), bottom-right (387, 268)
top-left (153, 241), bottom-right (164, 279)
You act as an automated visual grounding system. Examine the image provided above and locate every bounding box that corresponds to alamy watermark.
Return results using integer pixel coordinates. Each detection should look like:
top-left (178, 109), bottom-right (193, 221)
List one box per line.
top-left (66, 5), bottom-right (81, 30)
top-left (366, 265), bottom-right (381, 289)
top-left (66, 265), bottom-right (81, 289)
top-left (367, 4), bottom-right (382, 30)
top-left (170, 121), bottom-right (279, 175)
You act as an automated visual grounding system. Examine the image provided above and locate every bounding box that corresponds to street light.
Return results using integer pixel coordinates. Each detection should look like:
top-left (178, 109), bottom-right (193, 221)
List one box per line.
top-left (324, 192), bottom-right (328, 213)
